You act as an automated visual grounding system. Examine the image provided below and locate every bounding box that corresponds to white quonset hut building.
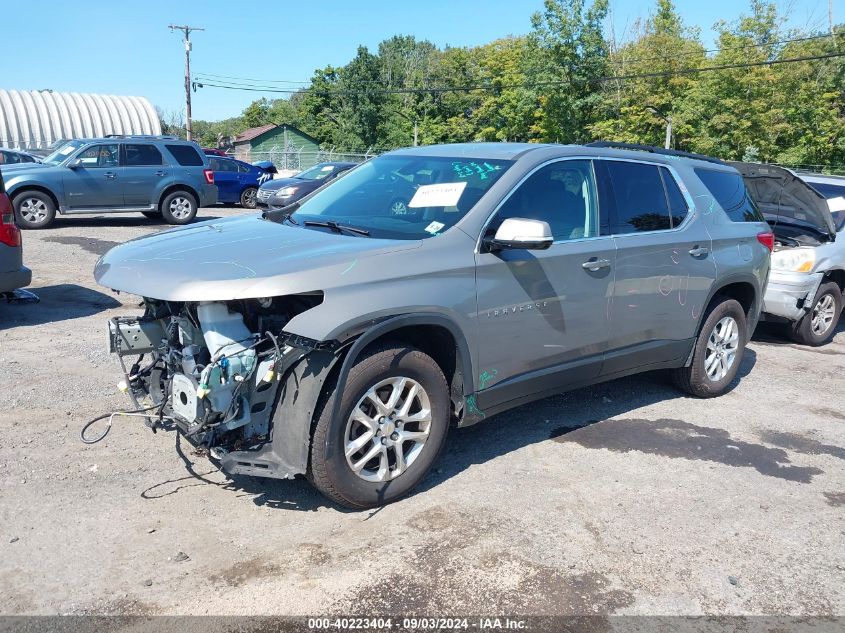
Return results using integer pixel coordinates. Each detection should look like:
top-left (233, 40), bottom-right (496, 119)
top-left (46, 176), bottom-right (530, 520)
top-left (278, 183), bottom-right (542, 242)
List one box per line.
top-left (0, 89), bottom-right (161, 150)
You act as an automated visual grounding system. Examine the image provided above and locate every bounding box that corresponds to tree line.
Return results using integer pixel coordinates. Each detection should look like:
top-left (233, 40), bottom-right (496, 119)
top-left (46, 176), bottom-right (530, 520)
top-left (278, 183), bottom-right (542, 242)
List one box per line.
top-left (182, 0), bottom-right (845, 171)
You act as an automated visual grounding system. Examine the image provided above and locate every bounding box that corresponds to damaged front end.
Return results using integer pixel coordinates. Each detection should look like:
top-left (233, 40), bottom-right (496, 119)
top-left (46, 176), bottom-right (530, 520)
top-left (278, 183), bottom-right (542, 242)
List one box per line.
top-left (108, 293), bottom-right (339, 479)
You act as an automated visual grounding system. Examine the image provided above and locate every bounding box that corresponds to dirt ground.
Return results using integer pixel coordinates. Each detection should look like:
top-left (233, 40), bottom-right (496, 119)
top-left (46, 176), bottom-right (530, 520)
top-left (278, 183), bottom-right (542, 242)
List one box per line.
top-left (0, 207), bottom-right (843, 617)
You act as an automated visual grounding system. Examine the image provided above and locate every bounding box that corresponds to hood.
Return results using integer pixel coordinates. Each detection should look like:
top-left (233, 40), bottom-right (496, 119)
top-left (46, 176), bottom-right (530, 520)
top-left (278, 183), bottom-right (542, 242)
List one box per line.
top-left (258, 176), bottom-right (308, 191)
top-left (94, 214), bottom-right (420, 301)
top-left (729, 162), bottom-right (836, 243)
top-left (0, 162), bottom-right (53, 174)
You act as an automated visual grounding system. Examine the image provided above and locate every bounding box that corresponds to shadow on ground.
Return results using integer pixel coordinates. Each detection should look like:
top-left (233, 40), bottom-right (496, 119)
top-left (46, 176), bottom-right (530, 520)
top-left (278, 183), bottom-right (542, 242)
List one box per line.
top-left (0, 283), bottom-right (121, 329)
top-left (752, 320), bottom-right (845, 355)
top-left (44, 211), bottom-right (224, 230)
top-left (137, 349), bottom-right (791, 512)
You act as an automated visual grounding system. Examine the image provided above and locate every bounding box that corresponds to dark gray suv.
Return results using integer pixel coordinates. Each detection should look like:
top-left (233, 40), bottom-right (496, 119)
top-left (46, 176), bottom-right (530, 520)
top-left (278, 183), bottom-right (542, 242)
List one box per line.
top-left (95, 142), bottom-right (773, 508)
top-left (2, 135), bottom-right (217, 229)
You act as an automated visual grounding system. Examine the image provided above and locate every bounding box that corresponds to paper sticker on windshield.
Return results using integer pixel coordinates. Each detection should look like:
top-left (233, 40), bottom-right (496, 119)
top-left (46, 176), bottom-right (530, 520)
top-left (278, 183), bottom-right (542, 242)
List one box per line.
top-left (409, 182), bottom-right (467, 208)
top-left (321, 165), bottom-right (334, 171)
top-left (827, 196), bottom-right (845, 212)
top-left (59, 145), bottom-right (76, 155)
top-left (425, 221), bottom-right (446, 235)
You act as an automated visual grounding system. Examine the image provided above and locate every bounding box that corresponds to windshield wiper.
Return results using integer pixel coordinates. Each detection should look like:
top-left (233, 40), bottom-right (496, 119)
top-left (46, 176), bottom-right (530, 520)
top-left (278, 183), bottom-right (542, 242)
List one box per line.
top-left (303, 220), bottom-right (370, 236)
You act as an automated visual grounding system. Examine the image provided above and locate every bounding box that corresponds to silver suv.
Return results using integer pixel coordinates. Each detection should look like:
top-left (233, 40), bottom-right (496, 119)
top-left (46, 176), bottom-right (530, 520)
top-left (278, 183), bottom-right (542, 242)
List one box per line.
top-left (95, 142), bottom-right (772, 508)
top-left (2, 135), bottom-right (217, 229)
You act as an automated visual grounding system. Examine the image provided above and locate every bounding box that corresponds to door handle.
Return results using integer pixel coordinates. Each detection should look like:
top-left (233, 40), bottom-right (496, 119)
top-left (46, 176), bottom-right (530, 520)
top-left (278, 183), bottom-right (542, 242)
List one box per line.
top-left (688, 246), bottom-right (709, 257)
top-left (104, 172), bottom-right (116, 179)
top-left (582, 258), bottom-right (611, 271)
top-left (155, 171), bottom-right (166, 177)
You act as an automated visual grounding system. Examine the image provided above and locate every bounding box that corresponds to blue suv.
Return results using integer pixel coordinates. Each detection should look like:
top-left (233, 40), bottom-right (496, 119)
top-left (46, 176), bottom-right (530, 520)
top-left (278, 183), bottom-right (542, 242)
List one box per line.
top-left (1, 135), bottom-right (218, 229)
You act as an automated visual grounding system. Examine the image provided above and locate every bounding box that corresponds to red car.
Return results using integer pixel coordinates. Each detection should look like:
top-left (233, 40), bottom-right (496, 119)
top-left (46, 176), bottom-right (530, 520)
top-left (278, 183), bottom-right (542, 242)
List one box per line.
top-left (203, 148), bottom-right (228, 157)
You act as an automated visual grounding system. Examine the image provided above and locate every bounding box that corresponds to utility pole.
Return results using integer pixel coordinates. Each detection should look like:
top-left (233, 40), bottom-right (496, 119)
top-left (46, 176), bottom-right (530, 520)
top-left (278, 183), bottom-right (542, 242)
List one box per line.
top-left (169, 24), bottom-right (204, 141)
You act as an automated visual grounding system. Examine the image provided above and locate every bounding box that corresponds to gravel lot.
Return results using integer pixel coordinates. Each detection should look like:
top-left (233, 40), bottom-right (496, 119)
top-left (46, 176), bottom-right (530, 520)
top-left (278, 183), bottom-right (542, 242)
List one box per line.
top-left (1, 206), bottom-right (843, 617)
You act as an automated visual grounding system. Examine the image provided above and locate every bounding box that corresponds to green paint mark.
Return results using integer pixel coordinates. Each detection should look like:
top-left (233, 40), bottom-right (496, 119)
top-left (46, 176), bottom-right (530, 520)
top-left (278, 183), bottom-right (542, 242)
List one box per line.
top-left (341, 260), bottom-right (358, 275)
top-left (478, 369), bottom-right (498, 389)
top-left (466, 395), bottom-right (485, 419)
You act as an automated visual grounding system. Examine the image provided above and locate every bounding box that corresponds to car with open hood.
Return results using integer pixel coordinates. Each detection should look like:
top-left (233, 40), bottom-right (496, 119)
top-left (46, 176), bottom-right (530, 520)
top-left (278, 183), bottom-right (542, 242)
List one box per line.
top-left (730, 162), bottom-right (844, 345)
top-left (94, 142), bottom-right (771, 508)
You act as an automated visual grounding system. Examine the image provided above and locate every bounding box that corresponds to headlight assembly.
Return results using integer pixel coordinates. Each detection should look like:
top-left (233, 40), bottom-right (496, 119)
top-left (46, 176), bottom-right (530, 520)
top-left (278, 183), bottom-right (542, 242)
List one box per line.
top-left (770, 247), bottom-right (816, 273)
top-left (275, 186), bottom-right (299, 198)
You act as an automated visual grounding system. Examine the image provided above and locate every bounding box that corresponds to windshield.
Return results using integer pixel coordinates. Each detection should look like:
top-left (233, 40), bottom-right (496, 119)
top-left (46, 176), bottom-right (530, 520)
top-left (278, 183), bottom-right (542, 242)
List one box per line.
top-left (42, 140), bottom-right (85, 165)
top-left (808, 182), bottom-right (845, 232)
top-left (290, 155), bottom-right (512, 239)
top-left (295, 164), bottom-right (343, 181)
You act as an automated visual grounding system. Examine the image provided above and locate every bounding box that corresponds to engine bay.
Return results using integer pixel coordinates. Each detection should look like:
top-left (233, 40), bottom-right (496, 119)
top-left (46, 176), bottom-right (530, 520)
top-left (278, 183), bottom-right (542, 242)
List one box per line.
top-left (107, 293), bottom-right (323, 454)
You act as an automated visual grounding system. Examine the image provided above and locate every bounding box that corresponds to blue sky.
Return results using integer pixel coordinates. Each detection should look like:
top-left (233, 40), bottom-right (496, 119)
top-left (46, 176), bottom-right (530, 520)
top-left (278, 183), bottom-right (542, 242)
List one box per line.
top-left (1, 0), bottom-right (832, 122)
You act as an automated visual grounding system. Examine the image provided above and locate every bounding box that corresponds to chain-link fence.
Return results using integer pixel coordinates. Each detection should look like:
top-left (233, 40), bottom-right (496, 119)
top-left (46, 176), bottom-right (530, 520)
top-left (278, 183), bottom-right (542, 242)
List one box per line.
top-left (235, 146), bottom-right (377, 172)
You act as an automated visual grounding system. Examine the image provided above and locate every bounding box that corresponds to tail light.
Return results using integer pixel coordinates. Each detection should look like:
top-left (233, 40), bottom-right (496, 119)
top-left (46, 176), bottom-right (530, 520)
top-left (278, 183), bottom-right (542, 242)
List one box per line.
top-left (0, 193), bottom-right (21, 248)
top-left (204, 169), bottom-right (215, 185)
top-left (756, 231), bottom-right (775, 252)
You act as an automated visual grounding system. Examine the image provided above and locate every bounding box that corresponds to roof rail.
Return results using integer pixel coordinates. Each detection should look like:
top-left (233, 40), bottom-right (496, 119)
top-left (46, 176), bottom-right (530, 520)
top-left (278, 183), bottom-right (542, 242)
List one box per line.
top-left (585, 141), bottom-right (727, 166)
top-left (102, 134), bottom-right (181, 140)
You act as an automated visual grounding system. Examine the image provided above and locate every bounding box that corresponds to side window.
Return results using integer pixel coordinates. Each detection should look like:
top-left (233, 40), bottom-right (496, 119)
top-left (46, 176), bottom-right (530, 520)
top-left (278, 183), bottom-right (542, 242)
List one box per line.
top-left (165, 144), bottom-right (204, 167)
top-left (494, 160), bottom-right (599, 241)
top-left (237, 162), bottom-right (251, 174)
top-left (124, 144), bottom-right (162, 166)
top-left (660, 167), bottom-right (689, 227)
top-left (600, 160), bottom-right (671, 234)
top-left (695, 168), bottom-right (764, 222)
top-left (77, 144), bottom-right (119, 168)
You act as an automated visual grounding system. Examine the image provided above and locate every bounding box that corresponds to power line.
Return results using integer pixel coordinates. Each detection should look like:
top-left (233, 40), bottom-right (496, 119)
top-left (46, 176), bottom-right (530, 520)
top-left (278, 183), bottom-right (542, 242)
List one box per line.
top-left (194, 51), bottom-right (845, 97)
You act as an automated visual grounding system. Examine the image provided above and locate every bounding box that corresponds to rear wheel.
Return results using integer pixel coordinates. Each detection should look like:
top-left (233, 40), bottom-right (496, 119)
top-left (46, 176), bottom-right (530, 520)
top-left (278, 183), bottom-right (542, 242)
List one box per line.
top-left (240, 187), bottom-right (258, 209)
top-left (673, 297), bottom-right (747, 398)
top-left (791, 281), bottom-right (842, 346)
top-left (13, 191), bottom-right (56, 229)
top-left (160, 190), bottom-right (197, 225)
top-left (308, 344), bottom-right (450, 509)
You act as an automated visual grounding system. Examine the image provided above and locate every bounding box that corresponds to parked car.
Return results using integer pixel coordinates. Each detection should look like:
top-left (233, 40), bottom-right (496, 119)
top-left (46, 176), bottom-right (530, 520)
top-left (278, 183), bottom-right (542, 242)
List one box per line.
top-left (731, 163), bottom-right (844, 345)
top-left (2, 135), bottom-right (218, 229)
top-left (207, 155), bottom-right (274, 209)
top-left (0, 149), bottom-right (41, 165)
top-left (0, 169), bottom-right (31, 294)
top-left (95, 142), bottom-right (771, 508)
top-left (255, 161), bottom-right (357, 210)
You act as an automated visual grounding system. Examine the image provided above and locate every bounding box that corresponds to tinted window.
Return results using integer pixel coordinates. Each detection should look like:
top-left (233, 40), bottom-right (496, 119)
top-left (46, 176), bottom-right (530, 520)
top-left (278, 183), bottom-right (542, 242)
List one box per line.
top-left (124, 144), bottom-right (162, 166)
top-left (495, 160), bottom-right (598, 241)
top-left (237, 162), bottom-right (251, 174)
top-left (601, 161), bottom-right (671, 233)
top-left (660, 167), bottom-right (689, 227)
top-left (77, 144), bottom-right (119, 168)
top-left (695, 168), bottom-right (764, 222)
top-left (166, 144), bottom-right (204, 166)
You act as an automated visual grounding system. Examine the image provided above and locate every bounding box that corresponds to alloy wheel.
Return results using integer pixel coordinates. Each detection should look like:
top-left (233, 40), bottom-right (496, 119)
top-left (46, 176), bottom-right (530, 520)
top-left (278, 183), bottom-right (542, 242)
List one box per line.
top-left (704, 316), bottom-right (739, 382)
top-left (811, 293), bottom-right (836, 336)
top-left (344, 376), bottom-right (432, 483)
top-left (169, 196), bottom-right (193, 220)
top-left (19, 198), bottom-right (48, 224)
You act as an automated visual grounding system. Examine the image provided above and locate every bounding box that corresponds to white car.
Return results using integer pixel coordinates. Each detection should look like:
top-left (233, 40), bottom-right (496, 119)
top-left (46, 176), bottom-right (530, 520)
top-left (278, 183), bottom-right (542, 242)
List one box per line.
top-left (733, 164), bottom-right (844, 345)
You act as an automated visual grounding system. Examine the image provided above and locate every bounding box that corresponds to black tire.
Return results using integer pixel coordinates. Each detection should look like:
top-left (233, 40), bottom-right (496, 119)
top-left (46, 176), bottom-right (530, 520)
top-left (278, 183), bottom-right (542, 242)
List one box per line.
top-left (141, 211), bottom-right (162, 220)
top-left (12, 190), bottom-right (56, 229)
top-left (240, 187), bottom-right (258, 209)
top-left (160, 190), bottom-right (198, 225)
top-left (791, 281), bottom-right (842, 346)
top-left (673, 297), bottom-right (748, 398)
top-left (308, 344), bottom-right (450, 509)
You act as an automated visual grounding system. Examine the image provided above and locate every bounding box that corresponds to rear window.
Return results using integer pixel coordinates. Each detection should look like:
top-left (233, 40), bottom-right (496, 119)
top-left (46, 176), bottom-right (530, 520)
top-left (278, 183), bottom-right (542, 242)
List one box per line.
top-left (165, 144), bottom-right (204, 167)
top-left (809, 182), bottom-right (845, 231)
top-left (695, 169), bottom-right (764, 222)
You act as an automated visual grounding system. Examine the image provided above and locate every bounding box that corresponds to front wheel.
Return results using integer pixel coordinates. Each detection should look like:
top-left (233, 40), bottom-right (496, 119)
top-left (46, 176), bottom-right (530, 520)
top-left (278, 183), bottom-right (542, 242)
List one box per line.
top-left (308, 344), bottom-right (450, 509)
top-left (791, 281), bottom-right (842, 346)
top-left (160, 191), bottom-right (198, 225)
top-left (240, 187), bottom-right (258, 209)
top-left (13, 191), bottom-right (56, 229)
top-left (673, 297), bottom-right (748, 398)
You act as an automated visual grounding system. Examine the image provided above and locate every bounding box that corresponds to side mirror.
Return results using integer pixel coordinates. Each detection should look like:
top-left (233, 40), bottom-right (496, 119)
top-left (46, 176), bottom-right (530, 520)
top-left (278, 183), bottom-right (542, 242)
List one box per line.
top-left (68, 158), bottom-right (83, 169)
top-left (488, 217), bottom-right (553, 251)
